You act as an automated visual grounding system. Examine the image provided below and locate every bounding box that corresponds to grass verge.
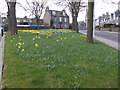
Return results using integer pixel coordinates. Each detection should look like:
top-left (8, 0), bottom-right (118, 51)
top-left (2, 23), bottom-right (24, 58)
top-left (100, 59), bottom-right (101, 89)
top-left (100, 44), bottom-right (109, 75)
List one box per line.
top-left (3, 29), bottom-right (118, 88)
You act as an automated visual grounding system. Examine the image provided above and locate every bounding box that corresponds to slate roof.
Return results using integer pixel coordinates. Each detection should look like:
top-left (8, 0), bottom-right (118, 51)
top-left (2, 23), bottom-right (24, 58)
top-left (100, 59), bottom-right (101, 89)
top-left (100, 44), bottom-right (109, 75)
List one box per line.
top-left (49, 10), bottom-right (69, 17)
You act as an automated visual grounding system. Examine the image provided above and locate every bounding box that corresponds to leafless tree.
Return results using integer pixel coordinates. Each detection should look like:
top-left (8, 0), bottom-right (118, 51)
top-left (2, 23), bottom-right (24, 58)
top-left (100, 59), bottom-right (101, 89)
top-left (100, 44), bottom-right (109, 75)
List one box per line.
top-left (55, 0), bottom-right (86, 33)
top-left (5, 0), bottom-right (17, 35)
top-left (17, 0), bottom-right (48, 29)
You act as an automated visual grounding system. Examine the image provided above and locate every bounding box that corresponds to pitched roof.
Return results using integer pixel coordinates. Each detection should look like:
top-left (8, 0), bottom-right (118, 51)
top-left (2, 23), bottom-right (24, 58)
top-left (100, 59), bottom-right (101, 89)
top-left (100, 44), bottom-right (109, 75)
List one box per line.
top-left (49, 10), bottom-right (69, 17)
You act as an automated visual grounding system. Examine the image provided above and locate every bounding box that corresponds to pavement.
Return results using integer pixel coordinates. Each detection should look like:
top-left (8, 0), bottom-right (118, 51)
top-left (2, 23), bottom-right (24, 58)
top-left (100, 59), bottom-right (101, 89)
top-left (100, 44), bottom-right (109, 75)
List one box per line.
top-left (79, 30), bottom-right (120, 50)
top-left (0, 34), bottom-right (5, 88)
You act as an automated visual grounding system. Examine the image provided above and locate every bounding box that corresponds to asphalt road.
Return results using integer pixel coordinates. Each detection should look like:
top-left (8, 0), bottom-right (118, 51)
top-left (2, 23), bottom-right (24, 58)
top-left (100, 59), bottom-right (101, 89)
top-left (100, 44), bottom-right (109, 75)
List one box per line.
top-left (80, 30), bottom-right (119, 43)
top-left (95, 31), bottom-right (120, 43)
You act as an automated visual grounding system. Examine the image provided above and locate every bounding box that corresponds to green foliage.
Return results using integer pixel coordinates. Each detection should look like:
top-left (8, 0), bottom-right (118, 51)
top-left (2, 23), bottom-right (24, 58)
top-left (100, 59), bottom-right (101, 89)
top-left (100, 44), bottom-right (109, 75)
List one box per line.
top-left (3, 29), bottom-right (118, 88)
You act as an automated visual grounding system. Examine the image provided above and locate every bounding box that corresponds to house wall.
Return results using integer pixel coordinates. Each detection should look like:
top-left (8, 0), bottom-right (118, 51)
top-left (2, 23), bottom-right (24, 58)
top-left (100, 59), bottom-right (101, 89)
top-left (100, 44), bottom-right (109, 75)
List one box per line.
top-left (43, 12), bottom-right (51, 26)
top-left (52, 16), bottom-right (69, 29)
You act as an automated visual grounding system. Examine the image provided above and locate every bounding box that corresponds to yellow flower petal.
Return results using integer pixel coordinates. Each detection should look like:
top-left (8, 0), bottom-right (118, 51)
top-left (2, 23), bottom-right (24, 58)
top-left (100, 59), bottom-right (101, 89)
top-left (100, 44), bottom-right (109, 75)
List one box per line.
top-left (35, 43), bottom-right (38, 47)
top-left (21, 49), bottom-right (24, 52)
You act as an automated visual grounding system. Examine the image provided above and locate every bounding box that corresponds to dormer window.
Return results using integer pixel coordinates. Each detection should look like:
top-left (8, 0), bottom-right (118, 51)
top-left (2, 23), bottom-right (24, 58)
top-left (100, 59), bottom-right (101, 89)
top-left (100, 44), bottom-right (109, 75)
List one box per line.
top-left (52, 11), bottom-right (56, 15)
top-left (63, 12), bottom-right (66, 16)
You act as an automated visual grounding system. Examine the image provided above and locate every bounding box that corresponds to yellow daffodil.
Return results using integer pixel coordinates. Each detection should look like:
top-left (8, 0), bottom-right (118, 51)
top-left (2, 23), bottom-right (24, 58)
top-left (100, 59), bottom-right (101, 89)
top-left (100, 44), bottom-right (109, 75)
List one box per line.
top-left (64, 38), bottom-right (67, 40)
top-left (18, 46), bottom-right (21, 48)
top-left (21, 49), bottom-right (24, 52)
top-left (60, 38), bottom-right (62, 40)
top-left (10, 40), bottom-right (12, 42)
top-left (35, 43), bottom-right (38, 47)
top-left (22, 43), bottom-right (24, 45)
top-left (18, 42), bottom-right (22, 45)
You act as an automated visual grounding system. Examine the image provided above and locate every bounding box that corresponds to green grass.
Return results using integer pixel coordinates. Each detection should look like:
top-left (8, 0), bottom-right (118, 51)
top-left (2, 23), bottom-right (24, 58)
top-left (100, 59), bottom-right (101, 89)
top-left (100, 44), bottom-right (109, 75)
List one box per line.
top-left (3, 29), bottom-right (118, 88)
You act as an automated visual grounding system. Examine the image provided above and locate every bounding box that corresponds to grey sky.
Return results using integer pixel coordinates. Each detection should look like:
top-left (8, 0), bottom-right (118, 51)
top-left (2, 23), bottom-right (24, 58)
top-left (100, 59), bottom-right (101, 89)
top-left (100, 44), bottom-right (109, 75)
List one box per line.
top-left (0, 0), bottom-right (119, 23)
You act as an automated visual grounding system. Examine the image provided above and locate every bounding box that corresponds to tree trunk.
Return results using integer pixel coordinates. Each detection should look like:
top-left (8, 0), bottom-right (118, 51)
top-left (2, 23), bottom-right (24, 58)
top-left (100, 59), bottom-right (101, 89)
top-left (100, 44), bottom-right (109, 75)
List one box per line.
top-left (7, 10), bottom-right (11, 32)
top-left (87, 0), bottom-right (94, 43)
top-left (10, 2), bottom-right (17, 35)
top-left (36, 18), bottom-right (39, 30)
top-left (6, 1), bottom-right (17, 35)
top-left (7, 2), bottom-right (11, 32)
top-left (72, 17), bottom-right (75, 31)
top-left (74, 16), bottom-right (78, 33)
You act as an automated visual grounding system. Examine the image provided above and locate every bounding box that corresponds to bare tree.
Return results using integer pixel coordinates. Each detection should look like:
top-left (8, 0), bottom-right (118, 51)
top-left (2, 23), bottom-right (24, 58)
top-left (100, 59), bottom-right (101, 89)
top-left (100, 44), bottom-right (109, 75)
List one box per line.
top-left (5, 0), bottom-right (17, 35)
top-left (18, 0), bottom-right (48, 30)
top-left (86, 0), bottom-right (94, 43)
top-left (55, 0), bottom-right (86, 33)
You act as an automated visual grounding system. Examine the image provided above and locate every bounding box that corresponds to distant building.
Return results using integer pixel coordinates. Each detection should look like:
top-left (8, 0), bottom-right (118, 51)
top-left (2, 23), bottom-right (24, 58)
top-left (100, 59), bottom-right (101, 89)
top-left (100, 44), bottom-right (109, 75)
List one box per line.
top-left (96, 10), bottom-right (120, 26)
top-left (16, 16), bottom-right (43, 25)
top-left (1, 16), bottom-right (43, 26)
top-left (43, 7), bottom-right (69, 29)
top-left (78, 21), bottom-right (86, 30)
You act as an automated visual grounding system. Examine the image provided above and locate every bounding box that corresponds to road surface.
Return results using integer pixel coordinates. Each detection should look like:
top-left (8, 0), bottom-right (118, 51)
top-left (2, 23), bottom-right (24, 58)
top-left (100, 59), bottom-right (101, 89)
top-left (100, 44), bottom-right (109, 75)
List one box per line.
top-left (79, 30), bottom-right (120, 50)
top-left (95, 31), bottom-right (119, 43)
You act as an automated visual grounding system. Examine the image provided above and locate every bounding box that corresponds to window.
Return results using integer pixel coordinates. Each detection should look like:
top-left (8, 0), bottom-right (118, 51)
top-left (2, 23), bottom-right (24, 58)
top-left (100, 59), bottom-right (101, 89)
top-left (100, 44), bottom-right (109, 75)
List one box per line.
top-left (52, 11), bottom-right (56, 15)
top-left (23, 20), bottom-right (27, 22)
top-left (17, 20), bottom-right (20, 22)
top-left (2, 19), bottom-right (5, 22)
top-left (63, 12), bottom-right (66, 16)
top-left (59, 17), bottom-right (62, 22)
top-left (64, 24), bottom-right (68, 28)
top-left (64, 18), bottom-right (67, 22)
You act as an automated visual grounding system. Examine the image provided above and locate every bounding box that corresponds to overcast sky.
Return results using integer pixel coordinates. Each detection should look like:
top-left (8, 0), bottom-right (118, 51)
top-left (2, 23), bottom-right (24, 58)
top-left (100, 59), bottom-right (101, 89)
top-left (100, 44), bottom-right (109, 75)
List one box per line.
top-left (0, 0), bottom-right (119, 23)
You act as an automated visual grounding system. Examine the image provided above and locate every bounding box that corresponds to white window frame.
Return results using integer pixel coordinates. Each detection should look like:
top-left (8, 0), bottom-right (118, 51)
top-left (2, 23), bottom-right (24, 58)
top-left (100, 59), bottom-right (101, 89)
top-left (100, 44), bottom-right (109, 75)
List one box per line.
top-left (63, 12), bottom-right (66, 16)
top-left (64, 18), bottom-right (67, 22)
top-left (52, 11), bottom-right (56, 15)
top-left (17, 19), bottom-right (20, 22)
top-left (64, 24), bottom-right (67, 28)
top-left (59, 17), bottom-right (62, 22)
top-left (23, 20), bottom-right (27, 22)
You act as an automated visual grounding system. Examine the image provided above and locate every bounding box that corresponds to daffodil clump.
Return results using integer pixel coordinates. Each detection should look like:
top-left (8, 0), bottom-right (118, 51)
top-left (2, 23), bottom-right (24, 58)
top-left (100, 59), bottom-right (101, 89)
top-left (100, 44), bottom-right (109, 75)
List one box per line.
top-left (11, 29), bottom-right (87, 56)
top-left (18, 29), bottom-right (72, 34)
